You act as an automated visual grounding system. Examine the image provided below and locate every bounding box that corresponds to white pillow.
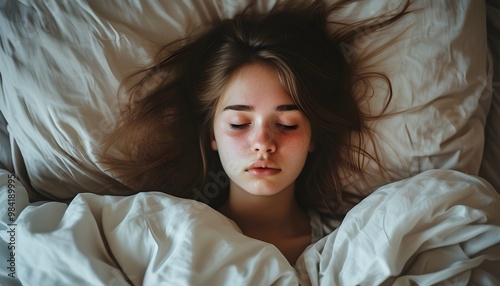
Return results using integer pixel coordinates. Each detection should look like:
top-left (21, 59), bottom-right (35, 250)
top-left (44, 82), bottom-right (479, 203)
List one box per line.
top-left (0, 0), bottom-right (492, 199)
top-left (335, 0), bottom-right (492, 195)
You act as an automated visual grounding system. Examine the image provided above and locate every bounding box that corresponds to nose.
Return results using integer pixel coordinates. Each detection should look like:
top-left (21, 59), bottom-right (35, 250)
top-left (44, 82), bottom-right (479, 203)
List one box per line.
top-left (252, 125), bottom-right (276, 154)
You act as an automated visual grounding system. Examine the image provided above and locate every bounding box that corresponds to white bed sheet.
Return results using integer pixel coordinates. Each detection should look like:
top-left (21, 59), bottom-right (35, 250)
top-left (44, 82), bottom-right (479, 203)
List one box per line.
top-left (1, 169), bottom-right (499, 285)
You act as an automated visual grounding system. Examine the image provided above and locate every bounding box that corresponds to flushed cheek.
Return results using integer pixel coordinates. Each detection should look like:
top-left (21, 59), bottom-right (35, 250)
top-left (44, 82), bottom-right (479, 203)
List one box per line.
top-left (276, 132), bottom-right (311, 149)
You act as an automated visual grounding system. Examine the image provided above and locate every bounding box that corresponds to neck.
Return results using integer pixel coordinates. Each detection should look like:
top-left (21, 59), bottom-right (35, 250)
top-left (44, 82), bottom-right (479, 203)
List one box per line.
top-left (219, 182), bottom-right (307, 240)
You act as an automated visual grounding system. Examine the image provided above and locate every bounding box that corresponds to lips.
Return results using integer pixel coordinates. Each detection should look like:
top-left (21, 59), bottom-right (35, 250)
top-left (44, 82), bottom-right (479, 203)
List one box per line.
top-left (246, 161), bottom-right (281, 176)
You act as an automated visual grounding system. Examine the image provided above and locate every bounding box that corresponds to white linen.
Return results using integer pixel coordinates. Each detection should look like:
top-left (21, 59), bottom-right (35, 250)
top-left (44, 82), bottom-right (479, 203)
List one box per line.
top-left (0, 0), bottom-right (492, 200)
top-left (2, 169), bottom-right (499, 285)
top-left (296, 170), bottom-right (500, 285)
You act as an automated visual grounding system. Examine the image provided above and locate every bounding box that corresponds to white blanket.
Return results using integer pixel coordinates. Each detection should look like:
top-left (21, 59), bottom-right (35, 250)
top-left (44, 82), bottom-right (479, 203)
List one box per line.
top-left (1, 169), bottom-right (499, 285)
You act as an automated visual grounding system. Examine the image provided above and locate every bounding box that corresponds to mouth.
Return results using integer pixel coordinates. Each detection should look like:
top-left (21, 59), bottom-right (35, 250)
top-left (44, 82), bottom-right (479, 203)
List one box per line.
top-left (246, 167), bottom-right (281, 176)
top-left (246, 161), bottom-right (281, 176)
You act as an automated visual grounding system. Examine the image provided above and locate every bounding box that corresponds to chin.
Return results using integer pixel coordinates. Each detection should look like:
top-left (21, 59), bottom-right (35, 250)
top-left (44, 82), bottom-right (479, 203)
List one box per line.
top-left (242, 182), bottom-right (293, 197)
top-left (245, 189), bottom-right (282, 197)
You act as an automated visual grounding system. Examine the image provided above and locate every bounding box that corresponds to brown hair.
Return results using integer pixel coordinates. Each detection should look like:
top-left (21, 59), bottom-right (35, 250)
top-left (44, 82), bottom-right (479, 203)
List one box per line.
top-left (101, 0), bottom-right (410, 214)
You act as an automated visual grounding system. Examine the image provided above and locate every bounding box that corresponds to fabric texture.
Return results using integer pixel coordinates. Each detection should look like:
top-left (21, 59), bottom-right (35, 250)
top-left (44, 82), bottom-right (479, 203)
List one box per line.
top-left (1, 169), bottom-right (499, 285)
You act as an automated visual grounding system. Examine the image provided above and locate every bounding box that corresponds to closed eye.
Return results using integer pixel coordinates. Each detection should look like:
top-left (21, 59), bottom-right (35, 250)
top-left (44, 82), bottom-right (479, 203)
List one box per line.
top-left (229, 124), bottom-right (249, 130)
top-left (229, 123), bottom-right (298, 131)
top-left (276, 124), bottom-right (298, 131)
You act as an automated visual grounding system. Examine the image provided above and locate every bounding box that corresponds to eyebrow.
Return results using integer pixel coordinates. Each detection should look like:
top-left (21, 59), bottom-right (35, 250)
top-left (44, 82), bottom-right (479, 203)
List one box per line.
top-left (223, 104), bottom-right (299, 112)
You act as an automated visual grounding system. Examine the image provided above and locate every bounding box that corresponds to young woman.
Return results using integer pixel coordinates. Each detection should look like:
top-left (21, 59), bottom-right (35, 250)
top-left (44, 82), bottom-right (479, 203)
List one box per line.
top-left (102, 0), bottom-right (409, 264)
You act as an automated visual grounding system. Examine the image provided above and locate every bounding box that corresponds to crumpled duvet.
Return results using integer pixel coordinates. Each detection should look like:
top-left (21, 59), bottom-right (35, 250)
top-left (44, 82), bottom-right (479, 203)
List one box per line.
top-left (1, 169), bottom-right (499, 285)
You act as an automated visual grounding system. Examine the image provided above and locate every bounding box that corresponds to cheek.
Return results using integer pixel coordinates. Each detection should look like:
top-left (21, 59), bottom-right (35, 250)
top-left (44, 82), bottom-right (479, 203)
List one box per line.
top-left (215, 134), bottom-right (250, 175)
top-left (218, 133), bottom-right (248, 154)
top-left (278, 131), bottom-right (311, 151)
top-left (213, 128), bottom-right (248, 160)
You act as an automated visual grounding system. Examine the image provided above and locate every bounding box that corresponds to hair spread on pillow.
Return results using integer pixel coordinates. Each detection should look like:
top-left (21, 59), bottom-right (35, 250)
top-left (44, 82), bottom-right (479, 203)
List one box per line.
top-left (101, 0), bottom-right (411, 216)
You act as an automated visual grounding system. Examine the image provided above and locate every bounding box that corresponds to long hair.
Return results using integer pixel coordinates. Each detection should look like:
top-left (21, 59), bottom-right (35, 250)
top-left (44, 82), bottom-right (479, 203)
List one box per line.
top-left (101, 0), bottom-right (410, 214)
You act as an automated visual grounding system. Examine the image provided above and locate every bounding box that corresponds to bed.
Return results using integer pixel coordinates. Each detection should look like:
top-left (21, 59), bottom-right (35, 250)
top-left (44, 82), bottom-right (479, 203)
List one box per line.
top-left (1, 0), bottom-right (499, 285)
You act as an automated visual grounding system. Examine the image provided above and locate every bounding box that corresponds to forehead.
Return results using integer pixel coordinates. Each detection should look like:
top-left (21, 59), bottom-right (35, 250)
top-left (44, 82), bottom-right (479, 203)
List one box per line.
top-left (218, 63), bottom-right (293, 108)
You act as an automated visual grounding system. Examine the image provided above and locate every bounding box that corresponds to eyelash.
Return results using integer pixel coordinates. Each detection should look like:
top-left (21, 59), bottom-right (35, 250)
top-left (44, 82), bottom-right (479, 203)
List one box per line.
top-left (229, 124), bottom-right (298, 131)
top-left (229, 124), bottom-right (247, 130)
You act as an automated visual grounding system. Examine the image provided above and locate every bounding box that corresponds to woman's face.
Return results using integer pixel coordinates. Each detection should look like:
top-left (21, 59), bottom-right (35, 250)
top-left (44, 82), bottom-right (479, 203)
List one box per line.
top-left (211, 63), bottom-right (314, 197)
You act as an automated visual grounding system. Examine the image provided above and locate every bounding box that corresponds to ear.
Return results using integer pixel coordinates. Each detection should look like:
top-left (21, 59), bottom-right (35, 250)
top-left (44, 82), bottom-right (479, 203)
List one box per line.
top-left (308, 141), bottom-right (315, 152)
top-left (211, 134), bottom-right (218, 151)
